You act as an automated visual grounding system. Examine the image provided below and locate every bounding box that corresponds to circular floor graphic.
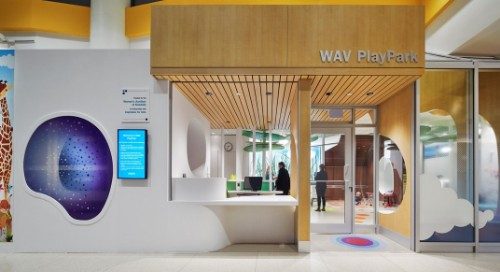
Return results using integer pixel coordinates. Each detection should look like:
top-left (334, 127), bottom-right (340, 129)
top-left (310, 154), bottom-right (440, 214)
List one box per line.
top-left (335, 236), bottom-right (380, 249)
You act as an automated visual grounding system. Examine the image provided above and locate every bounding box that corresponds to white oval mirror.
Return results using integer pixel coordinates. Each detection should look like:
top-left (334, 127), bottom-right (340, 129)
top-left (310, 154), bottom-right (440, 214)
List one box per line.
top-left (378, 136), bottom-right (406, 214)
top-left (378, 157), bottom-right (394, 195)
top-left (187, 119), bottom-right (206, 176)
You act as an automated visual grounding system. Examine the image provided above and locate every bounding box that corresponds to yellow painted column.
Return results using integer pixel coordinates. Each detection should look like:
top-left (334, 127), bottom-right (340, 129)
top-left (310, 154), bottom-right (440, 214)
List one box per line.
top-left (291, 79), bottom-right (312, 252)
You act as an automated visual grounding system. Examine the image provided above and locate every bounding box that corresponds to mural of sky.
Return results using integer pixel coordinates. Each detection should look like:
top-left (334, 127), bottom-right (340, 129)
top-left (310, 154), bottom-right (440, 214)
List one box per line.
top-left (24, 116), bottom-right (113, 221)
top-left (0, 51), bottom-right (14, 117)
top-left (478, 117), bottom-right (500, 242)
top-left (420, 111), bottom-right (495, 242)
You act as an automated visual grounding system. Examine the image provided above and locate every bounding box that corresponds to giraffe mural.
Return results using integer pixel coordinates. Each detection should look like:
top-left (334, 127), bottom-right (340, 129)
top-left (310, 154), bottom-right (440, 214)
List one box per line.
top-left (0, 50), bottom-right (14, 242)
top-left (0, 80), bottom-right (13, 196)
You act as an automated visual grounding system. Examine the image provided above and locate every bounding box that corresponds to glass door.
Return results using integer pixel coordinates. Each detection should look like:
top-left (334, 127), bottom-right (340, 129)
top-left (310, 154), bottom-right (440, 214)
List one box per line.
top-left (310, 127), bottom-right (353, 234)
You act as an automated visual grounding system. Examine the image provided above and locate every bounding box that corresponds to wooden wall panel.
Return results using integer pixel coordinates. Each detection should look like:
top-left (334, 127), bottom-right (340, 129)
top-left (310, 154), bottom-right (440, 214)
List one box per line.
top-left (419, 69), bottom-right (471, 198)
top-left (151, 5), bottom-right (424, 75)
top-left (377, 84), bottom-right (414, 238)
top-left (151, 5), bottom-right (288, 68)
top-left (287, 5), bottom-right (424, 68)
top-left (478, 71), bottom-right (500, 213)
top-left (125, 0), bottom-right (449, 38)
top-left (419, 69), bottom-right (470, 141)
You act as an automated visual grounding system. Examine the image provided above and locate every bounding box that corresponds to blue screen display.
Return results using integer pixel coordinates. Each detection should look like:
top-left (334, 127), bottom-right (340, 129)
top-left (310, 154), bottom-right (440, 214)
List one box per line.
top-left (117, 129), bottom-right (147, 179)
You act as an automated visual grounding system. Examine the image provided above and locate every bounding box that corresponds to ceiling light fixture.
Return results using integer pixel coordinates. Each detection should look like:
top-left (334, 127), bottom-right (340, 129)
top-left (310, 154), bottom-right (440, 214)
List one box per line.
top-left (0, 33), bottom-right (34, 47)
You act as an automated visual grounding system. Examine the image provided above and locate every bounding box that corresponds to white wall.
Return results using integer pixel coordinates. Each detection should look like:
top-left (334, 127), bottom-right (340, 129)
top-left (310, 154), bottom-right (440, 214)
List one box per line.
top-left (210, 133), bottom-right (242, 178)
top-left (224, 135), bottom-right (236, 178)
top-left (5, 35), bottom-right (150, 50)
top-left (5, 35), bottom-right (89, 49)
top-left (210, 134), bottom-right (222, 177)
top-left (130, 38), bottom-right (150, 49)
top-left (3, 49), bottom-right (231, 253)
top-left (90, 0), bottom-right (129, 49)
top-left (172, 88), bottom-right (211, 178)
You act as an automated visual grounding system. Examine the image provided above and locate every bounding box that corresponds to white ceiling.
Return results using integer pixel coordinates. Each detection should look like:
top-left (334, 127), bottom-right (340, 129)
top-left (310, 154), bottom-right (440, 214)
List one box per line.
top-left (452, 18), bottom-right (500, 57)
top-left (426, 0), bottom-right (500, 58)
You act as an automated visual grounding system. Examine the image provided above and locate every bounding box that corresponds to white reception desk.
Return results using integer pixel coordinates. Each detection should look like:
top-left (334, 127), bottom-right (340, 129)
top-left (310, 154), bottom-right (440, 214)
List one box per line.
top-left (171, 177), bottom-right (297, 245)
top-left (172, 177), bottom-right (227, 201)
top-left (171, 178), bottom-right (297, 206)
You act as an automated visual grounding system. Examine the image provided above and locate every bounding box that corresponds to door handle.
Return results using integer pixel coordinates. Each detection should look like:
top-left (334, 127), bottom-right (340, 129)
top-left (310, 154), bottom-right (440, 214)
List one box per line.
top-left (344, 164), bottom-right (352, 191)
top-left (346, 180), bottom-right (353, 192)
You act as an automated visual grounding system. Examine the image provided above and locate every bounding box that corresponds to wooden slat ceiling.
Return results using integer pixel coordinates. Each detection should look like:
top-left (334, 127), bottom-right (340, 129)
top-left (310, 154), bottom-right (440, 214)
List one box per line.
top-left (156, 75), bottom-right (419, 130)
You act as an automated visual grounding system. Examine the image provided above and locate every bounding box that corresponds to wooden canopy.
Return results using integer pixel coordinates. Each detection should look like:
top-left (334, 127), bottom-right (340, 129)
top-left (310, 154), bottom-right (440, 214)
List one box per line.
top-left (151, 5), bottom-right (424, 129)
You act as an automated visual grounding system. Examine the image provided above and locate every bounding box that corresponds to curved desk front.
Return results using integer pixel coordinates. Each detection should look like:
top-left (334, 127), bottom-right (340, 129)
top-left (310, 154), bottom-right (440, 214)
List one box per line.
top-left (171, 178), bottom-right (297, 245)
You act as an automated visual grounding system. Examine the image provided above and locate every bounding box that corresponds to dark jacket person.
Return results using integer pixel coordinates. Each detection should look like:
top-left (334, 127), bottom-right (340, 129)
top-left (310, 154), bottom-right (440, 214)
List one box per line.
top-left (314, 164), bottom-right (328, 211)
top-left (275, 162), bottom-right (290, 195)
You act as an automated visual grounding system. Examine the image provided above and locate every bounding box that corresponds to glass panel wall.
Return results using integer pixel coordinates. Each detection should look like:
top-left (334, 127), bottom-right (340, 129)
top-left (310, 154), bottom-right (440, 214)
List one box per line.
top-left (310, 133), bottom-right (346, 224)
top-left (355, 127), bottom-right (375, 225)
top-left (478, 70), bottom-right (500, 242)
top-left (311, 108), bottom-right (352, 124)
top-left (355, 108), bottom-right (376, 125)
top-left (243, 130), bottom-right (291, 191)
top-left (419, 69), bottom-right (474, 242)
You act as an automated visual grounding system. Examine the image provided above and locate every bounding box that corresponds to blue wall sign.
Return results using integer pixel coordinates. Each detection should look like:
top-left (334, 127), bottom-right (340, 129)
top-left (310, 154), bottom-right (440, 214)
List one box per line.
top-left (117, 129), bottom-right (148, 179)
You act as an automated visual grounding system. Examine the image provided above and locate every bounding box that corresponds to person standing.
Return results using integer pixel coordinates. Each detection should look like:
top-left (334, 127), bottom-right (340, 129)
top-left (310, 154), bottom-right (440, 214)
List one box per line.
top-left (274, 162), bottom-right (290, 195)
top-left (315, 164), bottom-right (328, 211)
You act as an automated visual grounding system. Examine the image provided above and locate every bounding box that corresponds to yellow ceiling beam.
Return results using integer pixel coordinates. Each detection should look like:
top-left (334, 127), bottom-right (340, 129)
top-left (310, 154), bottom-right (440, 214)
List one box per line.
top-left (423, 0), bottom-right (454, 26)
top-left (0, 0), bottom-right (90, 39)
top-left (0, 0), bottom-right (450, 39)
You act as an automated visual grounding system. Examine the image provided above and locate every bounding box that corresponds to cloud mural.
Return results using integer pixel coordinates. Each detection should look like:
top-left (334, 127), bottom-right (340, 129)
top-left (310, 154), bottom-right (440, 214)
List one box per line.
top-left (420, 173), bottom-right (495, 240)
top-left (0, 54), bottom-right (14, 69)
top-left (478, 117), bottom-right (499, 211)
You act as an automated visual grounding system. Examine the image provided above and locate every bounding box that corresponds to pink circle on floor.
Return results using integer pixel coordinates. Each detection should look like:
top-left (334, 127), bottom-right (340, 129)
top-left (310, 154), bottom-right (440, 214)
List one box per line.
top-left (341, 236), bottom-right (374, 247)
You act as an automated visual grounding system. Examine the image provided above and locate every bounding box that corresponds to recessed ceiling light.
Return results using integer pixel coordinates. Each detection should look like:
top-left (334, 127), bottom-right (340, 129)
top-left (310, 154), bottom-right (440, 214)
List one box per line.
top-left (366, 91), bottom-right (374, 96)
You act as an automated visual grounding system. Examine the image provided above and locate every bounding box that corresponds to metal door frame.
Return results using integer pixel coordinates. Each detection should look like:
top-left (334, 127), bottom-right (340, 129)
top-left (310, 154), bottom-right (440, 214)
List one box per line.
top-left (310, 126), bottom-right (354, 233)
top-left (311, 105), bottom-right (378, 234)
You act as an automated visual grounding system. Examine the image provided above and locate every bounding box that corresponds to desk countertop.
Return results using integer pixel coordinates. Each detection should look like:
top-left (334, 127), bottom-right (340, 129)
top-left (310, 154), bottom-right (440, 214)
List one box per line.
top-left (227, 190), bottom-right (282, 195)
top-left (170, 195), bottom-right (298, 206)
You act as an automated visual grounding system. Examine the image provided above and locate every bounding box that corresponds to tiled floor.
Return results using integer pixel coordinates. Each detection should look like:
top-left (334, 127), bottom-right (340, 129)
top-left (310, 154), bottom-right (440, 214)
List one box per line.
top-left (1, 236), bottom-right (499, 272)
top-left (311, 234), bottom-right (410, 252)
top-left (310, 200), bottom-right (375, 225)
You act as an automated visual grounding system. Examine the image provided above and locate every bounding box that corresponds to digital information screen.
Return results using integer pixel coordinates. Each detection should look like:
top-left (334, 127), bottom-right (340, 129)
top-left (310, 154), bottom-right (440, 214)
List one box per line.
top-left (117, 129), bottom-right (148, 179)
